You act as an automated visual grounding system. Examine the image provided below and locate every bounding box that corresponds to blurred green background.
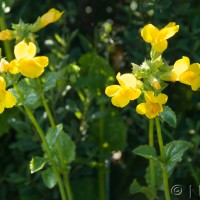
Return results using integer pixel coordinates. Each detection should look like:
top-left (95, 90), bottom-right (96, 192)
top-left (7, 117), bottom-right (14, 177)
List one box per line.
top-left (1, 0), bottom-right (200, 199)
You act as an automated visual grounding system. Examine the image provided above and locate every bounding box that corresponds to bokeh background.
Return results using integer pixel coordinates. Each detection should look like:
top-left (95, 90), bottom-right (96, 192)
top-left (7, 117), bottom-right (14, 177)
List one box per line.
top-left (1, 0), bottom-right (200, 199)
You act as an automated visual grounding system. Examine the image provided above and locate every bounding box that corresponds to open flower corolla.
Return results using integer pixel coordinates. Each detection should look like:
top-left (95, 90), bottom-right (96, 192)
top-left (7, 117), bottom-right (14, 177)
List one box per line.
top-left (141, 22), bottom-right (179, 52)
top-left (105, 73), bottom-right (141, 108)
top-left (136, 91), bottom-right (168, 119)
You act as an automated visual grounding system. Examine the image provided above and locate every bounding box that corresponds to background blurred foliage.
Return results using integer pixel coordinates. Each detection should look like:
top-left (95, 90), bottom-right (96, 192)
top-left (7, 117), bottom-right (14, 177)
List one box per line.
top-left (1, 0), bottom-right (200, 200)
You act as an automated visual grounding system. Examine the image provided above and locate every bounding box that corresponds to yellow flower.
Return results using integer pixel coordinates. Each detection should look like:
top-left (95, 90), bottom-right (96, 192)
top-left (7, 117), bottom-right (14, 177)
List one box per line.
top-left (161, 56), bottom-right (200, 90)
top-left (0, 77), bottom-right (16, 114)
top-left (141, 22), bottom-right (179, 52)
top-left (136, 91), bottom-right (168, 119)
top-left (161, 56), bottom-right (189, 82)
top-left (31, 8), bottom-right (63, 32)
top-left (0, 30), bottom-right (15, 40)
top-left (6, 40), bottom-right (49, 78)
top-left (179, 61), bottom-right (200, 91)
top-left (105, 73), bottom-right (141, 108)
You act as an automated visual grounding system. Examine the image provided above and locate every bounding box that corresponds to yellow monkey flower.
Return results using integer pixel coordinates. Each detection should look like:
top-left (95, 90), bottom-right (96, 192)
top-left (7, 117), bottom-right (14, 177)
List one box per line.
top-left (136, 91), bottom-right (168, 119)
top-left (31, 8), bottom-right (63, 32)
top-left (105, 73), bottom-right (141, 108)
top-left (0, 77), bottom-right (16, 114)
top-left (161, 56), bottom-right (200, 91)
top-left (0, 41), bottom-right (48, 78)
top-left (141, 22), bottom-right (179, 52)
top-left (179, 62), bottom-right (200, 91)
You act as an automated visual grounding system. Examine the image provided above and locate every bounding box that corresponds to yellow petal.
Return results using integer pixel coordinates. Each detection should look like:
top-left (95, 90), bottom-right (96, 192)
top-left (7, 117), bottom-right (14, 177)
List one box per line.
top-left (125, 88), bottom-right (141, 100)
top-left (157, 93), bottom-right (168, 104)
top-left (0, 77), bottom-right (6, 90)
top-left (0, 105), bottom-right (4, 114)
top-left (159, 22), bottom-right (179, 39)
top-left (0, 58), bottom-right (9, 72)
top-left (189, 63), bottom-right (200, 74)
top-left (179, 71), bottom-right (195, 86)
top-left (8, 60), bottom-right (20, 74)
top-left (152, 39), bottom-right (168, 52)
top-left (111, 91), bottom-right (130, 108)
top-left (191, 77), bottom-right (200, 91)
top-left (116, 73), bottom-right (137, 88)
top-left (136, 103), bottom-right (147, 115)
top-left (14, 41), bottom-right (36, 60)
top-left (105, 85), bottom-right (121, 97)
top-left (4, 91), bottom-right (16, 108)
top-left (141, 24), bottom-right (159, 43)
top-left (18, 59), bottom-right (45, 78)
top-left (144, 91), bottom-right (155, 103)
top-left (40, 8), bottom-right (63, 27)
top-left (172, 56), bottom-right (190, 80)
top-left (33, 56), bottom-right (49, 67)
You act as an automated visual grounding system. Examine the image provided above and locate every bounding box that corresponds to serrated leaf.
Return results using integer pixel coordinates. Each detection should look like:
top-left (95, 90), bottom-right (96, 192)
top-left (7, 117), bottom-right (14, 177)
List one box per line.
top-left (130, 179), bottom-right (156, 200)
top-left (164, 140), bottom-right (190, 174)
top-left (133, 145), bottom-right (158, 162)
top-left (42, 168), bottom-right (57, 189)
top-left (30, 156), bottom-right (46, 173)
top-left (160, 106), bottom-right (177, 128)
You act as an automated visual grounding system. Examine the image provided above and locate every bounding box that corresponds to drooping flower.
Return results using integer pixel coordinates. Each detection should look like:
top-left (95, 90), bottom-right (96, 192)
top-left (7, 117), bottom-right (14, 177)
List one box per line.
top-left (105, 73), bottom-right (141, 108)
top-left (0, 77), bottom-right (16, 114)
top-left (141, 22), bottom-right (179, 52)
top-left (31, 8), bottom-right (63, 32)
top-left (0, 40), bottom-right (49, 78)
top-left (136, 91), bottom-right (168, 119)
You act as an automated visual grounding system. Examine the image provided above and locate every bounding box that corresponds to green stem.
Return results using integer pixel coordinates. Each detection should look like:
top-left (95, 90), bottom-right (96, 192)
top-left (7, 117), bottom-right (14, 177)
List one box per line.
top-left (98, 104), bottom-right (107, 200)
top-left (41, 92), bottom-right (56, 128)
top-left (0, 14), bottom-right (13, 61)
top-left (155, 118), bottom-right (170, 200)
top-left (14, 85), bottom-right (67, 200)
top-left (24, 106), bottom-right (67, 200)
top-left (37, 79), bottom-right (56, 128)
top-left (64, 173), bottom-right (73, 200)
top-left (149, 119), bottom-right (155, 192)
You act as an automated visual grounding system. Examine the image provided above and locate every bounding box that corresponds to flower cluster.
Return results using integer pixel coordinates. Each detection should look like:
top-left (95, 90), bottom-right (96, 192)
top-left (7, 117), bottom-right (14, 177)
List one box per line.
top-left (0, 8), bottom-right (62, 114)
top-left (105, 22), bottom-right (200, 119)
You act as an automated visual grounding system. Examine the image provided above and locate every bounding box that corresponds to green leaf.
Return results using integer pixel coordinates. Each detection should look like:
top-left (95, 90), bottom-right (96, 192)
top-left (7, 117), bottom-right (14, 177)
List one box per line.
top-left (55, 132), bottom-right (76, 166)
top-left (23, 89), bottom-right (41, 109)
top-left (132, 145), bottom-right (158, 162)
top-left (165, 140), bottom-right (191, 174)
top-left (43, 71), bottom-right (59, 92)
top-left (42, 168), bottom-right (57, 189)
top-left (46, 124), bottom-right (63, 150)
top-left (30, 156), bottom-right (46, 173)
top-left (45, 124), bottom-right (76, 169)
top-left (160, 106), bottom-right (177, 128)
top-left (78, 53), bottom-right (114, 95)
top-left (130, 179), bottom-right (156, 200)
top-left (91, 109), bottom-right (127, 151)
top-left (12, 78), bottom-right (41, 109)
